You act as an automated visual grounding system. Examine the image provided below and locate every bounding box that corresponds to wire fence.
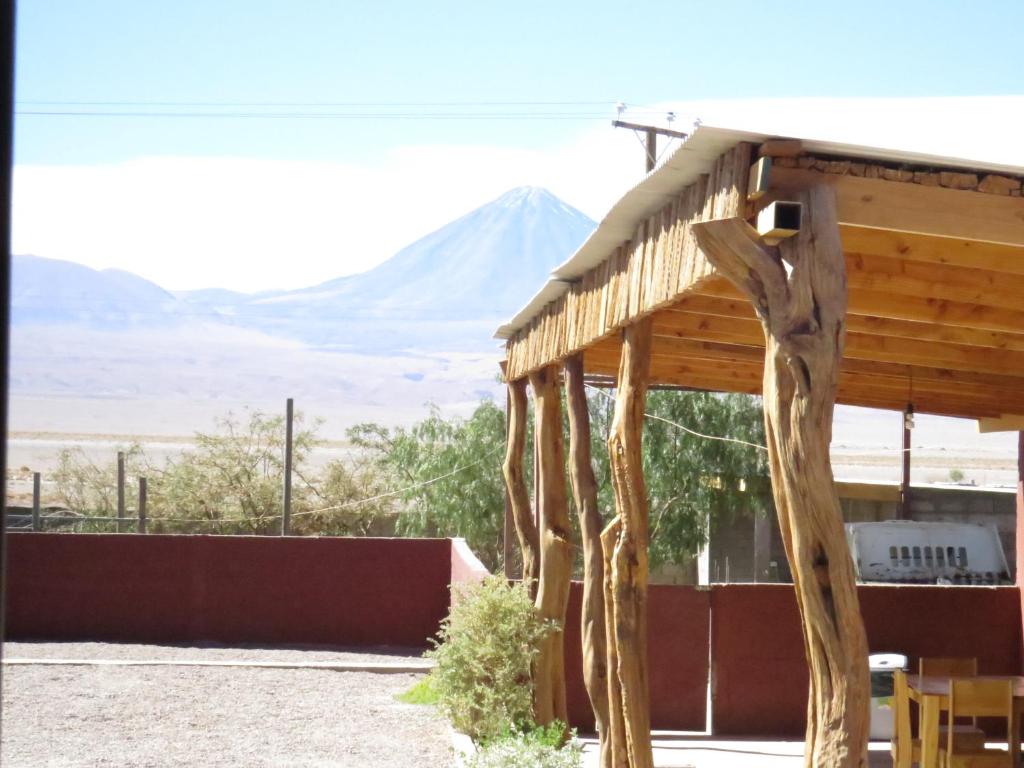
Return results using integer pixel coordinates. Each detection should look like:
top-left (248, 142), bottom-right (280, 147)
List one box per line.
top-left (3, 396), bottom-right (501, 537)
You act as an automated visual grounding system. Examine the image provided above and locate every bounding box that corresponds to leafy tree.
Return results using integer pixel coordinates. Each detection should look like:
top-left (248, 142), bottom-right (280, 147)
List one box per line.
top-left (586, 389), bottom-right (769, 569)
top-left (348, 400), bottom-right (507, 569)
top-left (353, 389), bottom-right (767, 574)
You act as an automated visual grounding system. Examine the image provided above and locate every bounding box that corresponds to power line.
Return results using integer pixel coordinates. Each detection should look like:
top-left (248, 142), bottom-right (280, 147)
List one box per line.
top-left (14, 101), bottom-right (670, 121)
top-left (17, 99), bottom-right (620, 108)
top-left (585, 383), bottom-right (769, 452)
top-left (16, 111), bottom-right (617, 121)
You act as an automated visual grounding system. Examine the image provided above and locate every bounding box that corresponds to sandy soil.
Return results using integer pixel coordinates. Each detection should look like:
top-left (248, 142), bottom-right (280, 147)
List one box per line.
top-left (2, 644), bottom-right (451, 768)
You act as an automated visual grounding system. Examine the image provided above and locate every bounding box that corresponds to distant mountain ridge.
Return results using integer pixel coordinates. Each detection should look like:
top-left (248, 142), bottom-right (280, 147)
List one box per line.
top-left (12, 255), bottom-right (188, 327)
top-left (265, 186), bottom-right (596, 317)
top-left (14, 186), bottom-right (596, 353)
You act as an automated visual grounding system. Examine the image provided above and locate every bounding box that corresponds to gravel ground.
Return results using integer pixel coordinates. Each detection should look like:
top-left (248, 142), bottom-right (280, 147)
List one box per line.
top-left (2, 644), bottom-right (451, 768)
top-left (4, 641), bottom-right (428, 665)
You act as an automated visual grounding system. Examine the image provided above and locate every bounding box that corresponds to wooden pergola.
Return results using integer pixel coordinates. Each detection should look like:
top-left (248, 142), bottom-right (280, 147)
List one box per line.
top-left (496, 127), bottom-right (1024, 768)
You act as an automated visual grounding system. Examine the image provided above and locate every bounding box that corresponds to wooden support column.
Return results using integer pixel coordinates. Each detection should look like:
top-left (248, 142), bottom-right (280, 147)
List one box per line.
top-left (503, 385), bottom-right (516, 579)
top-left (564, 354), bottom-right (611, 767)
top-left (601, 519), bottom-right (628, 767)
top-left (693, 186), bottom-right (870, 768)
top-left (606, 318), bottom-right (655, 768)
top-left (502, 378), bottom-right (540, 597)
top-left (529, 365), bottom-right (573, 732)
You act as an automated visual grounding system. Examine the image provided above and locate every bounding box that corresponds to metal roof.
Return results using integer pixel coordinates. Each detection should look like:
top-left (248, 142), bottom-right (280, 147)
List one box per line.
top-left (494, 123), bottom-right (1024, 341)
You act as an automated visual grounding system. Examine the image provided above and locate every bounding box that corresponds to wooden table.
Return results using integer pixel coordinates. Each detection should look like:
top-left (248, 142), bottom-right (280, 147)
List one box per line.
top-left (905, 674), bottom-right (1024, 768)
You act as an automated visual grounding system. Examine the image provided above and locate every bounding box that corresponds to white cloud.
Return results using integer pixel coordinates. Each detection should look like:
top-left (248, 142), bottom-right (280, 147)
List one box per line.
top-left (12, 129), bottom-right (642, 292)
top-left (13, 95), bottom-right (1024, 292)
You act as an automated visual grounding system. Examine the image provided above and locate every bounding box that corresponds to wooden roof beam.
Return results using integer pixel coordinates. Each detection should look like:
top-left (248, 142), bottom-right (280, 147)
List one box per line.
top-left (661, 295), bottom-right (1024, 351)
top-left (585, 338), bottom-right (1024, 403)
top-left (586, 351), bottom-right (1013, 419)
top-left (766, 167), bottom-right (1024, 248)
top-left (652, 312), bottom-right (1024, 374)
top-left (692, 279), bottom-right (1024, 334)
top-left (845, 251), bottom-right (1024, 312)
top-left (840, 226), bottom-right (1024, 276)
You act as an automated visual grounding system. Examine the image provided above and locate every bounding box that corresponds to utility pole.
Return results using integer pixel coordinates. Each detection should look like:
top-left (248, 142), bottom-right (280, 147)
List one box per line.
top-left (138, 477), bottom-right (148, 534)
top-left (281, 398), bottom-right (294, 536)
top-left (612, 119), bottom-right (689, 173)
top-left (116, 451), bottom-right (126, 533)
top-left (898, 406), bottom-right (913, 519)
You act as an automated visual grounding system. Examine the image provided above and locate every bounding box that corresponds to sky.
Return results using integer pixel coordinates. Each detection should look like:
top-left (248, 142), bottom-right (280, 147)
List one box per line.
top-left (12, 0), bottom-right (1024, 292)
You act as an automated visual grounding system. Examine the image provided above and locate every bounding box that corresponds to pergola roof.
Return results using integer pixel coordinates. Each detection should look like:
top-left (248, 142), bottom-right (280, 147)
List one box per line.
top-left (497, 125), bottom-right (1024, 427)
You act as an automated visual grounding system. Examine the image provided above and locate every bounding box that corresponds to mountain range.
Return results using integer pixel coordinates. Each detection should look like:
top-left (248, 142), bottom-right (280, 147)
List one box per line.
top-left (9, 187), bottom-right (596, 435)
top-left (13, 186), bottom-right (594, 350)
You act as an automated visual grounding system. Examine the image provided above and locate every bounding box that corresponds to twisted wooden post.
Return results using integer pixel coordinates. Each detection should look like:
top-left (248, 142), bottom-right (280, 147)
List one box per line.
top-left (693, 186), bottom-right (870, 768)
top-left (502, 377), bottom-right (540, 597)
top-left (529, 365), bottom-right (573, 732)
top-left (565, 354), bottom-right (611, 767)
top-left (606, 318), bottom-right (654, 768)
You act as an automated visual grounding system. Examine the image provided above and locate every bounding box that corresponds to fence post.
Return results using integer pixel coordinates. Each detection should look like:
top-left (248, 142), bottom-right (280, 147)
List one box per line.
top-left (281, 398), bottom-right (294, 536)
top-left (32, 471), bottom-right (41, 531)
top-left (116, 451), bottom-right (126, 533)
top-left (138, 477), bottom-right (147, 534)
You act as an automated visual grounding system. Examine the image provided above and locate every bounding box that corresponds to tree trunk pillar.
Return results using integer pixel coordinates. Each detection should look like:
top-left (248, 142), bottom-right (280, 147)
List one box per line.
top-left (606, 317), bottom-right (655, 768)
top-left (502, 377), bottom-right (540, 597)
top-left (693, 186), bottom-right (870, 768)
top-left (565, 354), bottom-right (612, 768)
top-left (529, 365), bottom-right (573, 732)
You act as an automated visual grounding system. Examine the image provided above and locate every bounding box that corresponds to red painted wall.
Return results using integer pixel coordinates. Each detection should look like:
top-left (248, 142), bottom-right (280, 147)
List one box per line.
top-left (5, 533), bottom-right (452, 648)
top-left (563, 582), bottom-right (710, 732)
top-left (711, 584), bottom-right (1022, 736)
top-left (11, 533), bottom-right (1021, 737)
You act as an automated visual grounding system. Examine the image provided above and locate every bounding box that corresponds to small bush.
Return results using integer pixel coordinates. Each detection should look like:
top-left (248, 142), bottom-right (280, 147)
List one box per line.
top-left (467, 726), bottom-right (583, 768)
top-left (427, 575), bottom-right (555, 743)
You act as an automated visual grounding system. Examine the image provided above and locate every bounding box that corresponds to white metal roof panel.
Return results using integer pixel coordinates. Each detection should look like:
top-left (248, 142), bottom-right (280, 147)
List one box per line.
top-left (494, 122), bottom-right (1024, 340)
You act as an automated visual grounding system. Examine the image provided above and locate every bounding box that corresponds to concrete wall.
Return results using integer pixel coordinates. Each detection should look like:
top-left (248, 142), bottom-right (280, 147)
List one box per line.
top-left (450, 537), bottom-right (489, 586)
top-left (5, 533), bottom-right (453, 647)
top-left (708, 483), bottom-right (1019, 585)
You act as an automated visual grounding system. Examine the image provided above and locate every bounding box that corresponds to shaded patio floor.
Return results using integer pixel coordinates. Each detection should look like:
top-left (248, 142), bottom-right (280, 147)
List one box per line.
top-left (577, 734), bottom-right (898, 767)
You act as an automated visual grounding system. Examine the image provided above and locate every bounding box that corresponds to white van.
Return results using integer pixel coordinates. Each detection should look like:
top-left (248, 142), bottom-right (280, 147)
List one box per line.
top-left (845, 521), bottom-right (1011, 585)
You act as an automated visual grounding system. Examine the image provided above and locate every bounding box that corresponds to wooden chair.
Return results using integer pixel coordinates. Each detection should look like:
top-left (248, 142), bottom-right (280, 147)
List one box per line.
top-left (921, 658), bottom-right (981, 729)
top-left (939, 678), bottom-right (1013, 767)
top-left (920, 658), bottom-right (979, 677)
top-left (891, 669), bottom-right (986, 766)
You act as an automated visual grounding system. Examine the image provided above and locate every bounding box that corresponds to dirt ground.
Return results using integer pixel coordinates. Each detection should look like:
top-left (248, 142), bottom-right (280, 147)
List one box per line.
top-left (1, 643), bottom-right (452, 768)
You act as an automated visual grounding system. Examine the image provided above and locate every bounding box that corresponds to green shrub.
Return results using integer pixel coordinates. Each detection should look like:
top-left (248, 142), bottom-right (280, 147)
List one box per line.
top-left (396, 675), bottom-right (439, 705)
top-left (467, 726), bottom-right (583, 768)
top-left (427, 575), bottom-right (555, 743)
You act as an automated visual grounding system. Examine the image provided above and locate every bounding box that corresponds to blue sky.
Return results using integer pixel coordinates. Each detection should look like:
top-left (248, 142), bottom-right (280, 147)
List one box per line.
top-left (12, 0), bottom-right (1024, 290)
